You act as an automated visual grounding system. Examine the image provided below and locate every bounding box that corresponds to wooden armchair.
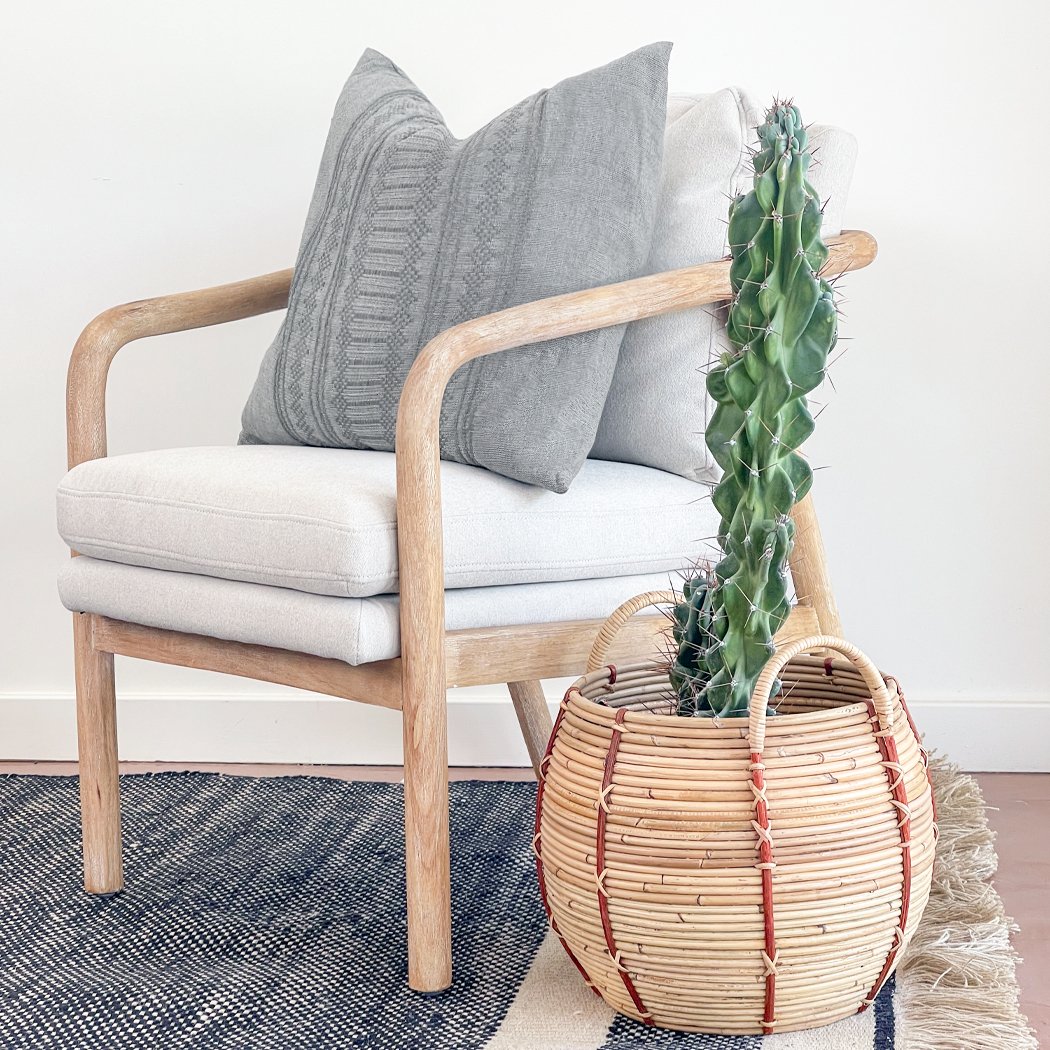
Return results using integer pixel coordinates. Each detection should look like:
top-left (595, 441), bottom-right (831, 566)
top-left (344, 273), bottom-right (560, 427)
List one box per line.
top-left (64, 229), bottom-right (876, 993)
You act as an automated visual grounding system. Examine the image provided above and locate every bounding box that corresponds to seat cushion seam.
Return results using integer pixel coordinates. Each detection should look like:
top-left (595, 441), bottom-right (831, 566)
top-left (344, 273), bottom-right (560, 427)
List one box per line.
top-left (60, 535), bottom-right (391, 586)
top-left (58, 487), bottom-right (708, 527)
top-left (58, 488), bottom-right (396, 534)
top-left (63, 531), bottom-right (696, 583)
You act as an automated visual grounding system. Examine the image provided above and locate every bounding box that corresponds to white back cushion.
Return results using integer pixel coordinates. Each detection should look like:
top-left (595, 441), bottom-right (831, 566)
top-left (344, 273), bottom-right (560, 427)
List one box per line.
top-left (591, 89), bottom-right (858, 481)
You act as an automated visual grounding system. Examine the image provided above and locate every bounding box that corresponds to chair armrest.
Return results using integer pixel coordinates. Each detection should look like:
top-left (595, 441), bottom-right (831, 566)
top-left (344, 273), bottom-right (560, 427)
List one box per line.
top-left (66, 268), bottom-right (293, 468)
top-left (395, 231), bottom-right (876, 447)
top-left (393, 230), bottom-right (876, 690)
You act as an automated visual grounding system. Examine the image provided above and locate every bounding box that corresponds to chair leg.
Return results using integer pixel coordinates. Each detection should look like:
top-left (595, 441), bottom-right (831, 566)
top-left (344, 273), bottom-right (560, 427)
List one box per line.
top-left (401, 661), bottom-right (451, 993)
top-left (789, 493), bottom-right (844, 636)
top-left (72, 612), bottom-right (123, 895)
top-left (507, 680), bottom-right (553, 779)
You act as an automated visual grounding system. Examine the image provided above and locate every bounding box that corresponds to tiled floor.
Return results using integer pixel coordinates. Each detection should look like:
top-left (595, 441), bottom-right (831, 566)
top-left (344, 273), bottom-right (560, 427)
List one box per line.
top-left (5, 762), bottom-right (1046, 1041)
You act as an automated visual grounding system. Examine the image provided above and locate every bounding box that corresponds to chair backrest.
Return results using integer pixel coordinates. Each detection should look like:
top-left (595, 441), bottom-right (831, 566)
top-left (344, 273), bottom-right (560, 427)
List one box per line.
top-left (590, 88), bottom-right (858, 484)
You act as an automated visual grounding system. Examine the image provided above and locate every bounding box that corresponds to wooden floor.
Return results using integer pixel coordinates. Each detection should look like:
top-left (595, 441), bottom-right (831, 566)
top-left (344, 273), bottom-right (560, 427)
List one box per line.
top-left (977, 774), bottom-right (1048, 1041)
top-left (5, 762), bottom-right (1046, 1041)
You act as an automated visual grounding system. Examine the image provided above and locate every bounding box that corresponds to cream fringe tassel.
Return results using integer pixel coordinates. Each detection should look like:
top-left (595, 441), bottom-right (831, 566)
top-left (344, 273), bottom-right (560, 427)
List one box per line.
top-left (895, 757), bottom-right (1037, 1049)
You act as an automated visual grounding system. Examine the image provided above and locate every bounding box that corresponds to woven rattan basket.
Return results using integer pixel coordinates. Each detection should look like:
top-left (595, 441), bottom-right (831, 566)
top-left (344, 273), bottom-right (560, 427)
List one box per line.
top-left (535, 592), bottom-right (937, 1036)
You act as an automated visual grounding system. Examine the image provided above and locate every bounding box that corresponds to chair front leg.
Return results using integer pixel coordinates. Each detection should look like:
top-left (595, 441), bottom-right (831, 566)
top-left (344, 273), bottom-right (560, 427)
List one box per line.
top-left (73, 612), bottom-right (123, 894)
top-left (401, 655), bottom-right (452, 993)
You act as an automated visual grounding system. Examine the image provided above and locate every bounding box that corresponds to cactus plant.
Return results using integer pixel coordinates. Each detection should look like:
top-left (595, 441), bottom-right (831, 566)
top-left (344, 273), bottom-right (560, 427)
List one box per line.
top-left (672, 101), bottom-right (837, 717)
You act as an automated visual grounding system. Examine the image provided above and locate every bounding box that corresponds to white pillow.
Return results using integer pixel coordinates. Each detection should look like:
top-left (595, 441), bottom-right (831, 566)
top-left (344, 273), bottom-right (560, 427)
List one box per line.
top-left (591, 88), bottom-right (858, 482)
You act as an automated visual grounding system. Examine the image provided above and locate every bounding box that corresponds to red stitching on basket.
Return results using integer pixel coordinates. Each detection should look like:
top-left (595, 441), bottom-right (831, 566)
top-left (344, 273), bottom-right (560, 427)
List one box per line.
top-left (858, 697), bottom-right (913, 1012)
top-left (534, 692), bottom-right (599, 996)
top-left (823, 657), bottom-right (834, 676)
top-left (606, 664), bottom-right (618, 686)
top-left (595, 709), bottom-right (653, 1025)
top-left (886, 675), bottom-right (937, 827)
top-left (750, 749), bottom-right (778, 1033)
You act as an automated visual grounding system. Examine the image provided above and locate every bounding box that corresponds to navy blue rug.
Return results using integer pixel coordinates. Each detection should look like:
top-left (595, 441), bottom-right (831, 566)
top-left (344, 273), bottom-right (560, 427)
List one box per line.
top-left (0, 775), bottom-right (893, 1048)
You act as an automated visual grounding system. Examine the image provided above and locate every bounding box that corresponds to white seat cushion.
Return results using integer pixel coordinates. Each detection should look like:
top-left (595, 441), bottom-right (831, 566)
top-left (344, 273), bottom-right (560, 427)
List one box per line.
top-left (58, 558), bottom-right (675, 666)
top-left (57, 446), bottom-right (715, 598)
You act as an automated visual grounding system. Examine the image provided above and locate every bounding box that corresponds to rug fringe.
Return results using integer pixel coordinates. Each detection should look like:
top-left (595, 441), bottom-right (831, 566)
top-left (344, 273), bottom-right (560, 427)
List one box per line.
top-left (895, 757), bottom-right (1037, 1049)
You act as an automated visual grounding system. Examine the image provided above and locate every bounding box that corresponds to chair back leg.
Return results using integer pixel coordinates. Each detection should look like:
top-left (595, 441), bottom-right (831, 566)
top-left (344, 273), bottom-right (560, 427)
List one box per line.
top-left (73, 612), bottom-right (124, 894)
top-left (507, 680), bottom-right (553, 778)
top-left (788, 494), bottom-right (844, 636)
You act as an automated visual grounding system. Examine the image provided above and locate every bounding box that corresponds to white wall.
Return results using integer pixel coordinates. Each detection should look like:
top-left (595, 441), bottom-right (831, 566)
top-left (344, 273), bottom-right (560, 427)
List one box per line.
top-left (2, 1), bottom-right (1048, 770)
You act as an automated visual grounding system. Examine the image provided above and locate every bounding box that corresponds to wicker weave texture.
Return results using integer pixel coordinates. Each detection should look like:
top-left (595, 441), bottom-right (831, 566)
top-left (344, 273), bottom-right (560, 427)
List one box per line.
top-left (536, 640), bottom-right (936, 1036)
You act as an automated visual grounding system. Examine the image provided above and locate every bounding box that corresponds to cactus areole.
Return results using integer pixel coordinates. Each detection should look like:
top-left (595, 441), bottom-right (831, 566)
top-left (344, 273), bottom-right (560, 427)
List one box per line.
top-left (671, 102), bottom-right (838, 717)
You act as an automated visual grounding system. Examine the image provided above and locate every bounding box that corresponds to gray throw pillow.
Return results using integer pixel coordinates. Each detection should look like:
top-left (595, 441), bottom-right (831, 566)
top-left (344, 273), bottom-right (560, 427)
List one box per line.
top-left (239, 44), bottom-right (671, 492)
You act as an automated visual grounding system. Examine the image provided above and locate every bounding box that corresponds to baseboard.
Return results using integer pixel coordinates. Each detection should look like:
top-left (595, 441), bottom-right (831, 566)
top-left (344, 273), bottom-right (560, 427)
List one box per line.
top-left (1, 689), bottom-right (1047, 772)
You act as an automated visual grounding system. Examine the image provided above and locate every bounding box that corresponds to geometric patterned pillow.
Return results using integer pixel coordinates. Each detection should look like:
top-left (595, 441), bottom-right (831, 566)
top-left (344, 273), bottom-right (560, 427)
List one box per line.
top-left (240, 45), bottom-right (671, 492)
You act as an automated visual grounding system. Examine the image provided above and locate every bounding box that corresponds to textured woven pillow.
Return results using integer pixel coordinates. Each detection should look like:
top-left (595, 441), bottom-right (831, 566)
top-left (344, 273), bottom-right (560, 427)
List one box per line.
top-left (240, 44), bottom-right (671, 493)
top-left (590, 89), bottom-right (858, 481)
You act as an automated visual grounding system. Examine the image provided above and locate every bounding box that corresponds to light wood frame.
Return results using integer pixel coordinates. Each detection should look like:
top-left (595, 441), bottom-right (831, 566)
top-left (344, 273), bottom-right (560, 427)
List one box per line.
top-left (66, 230), bottom-right (877, 993)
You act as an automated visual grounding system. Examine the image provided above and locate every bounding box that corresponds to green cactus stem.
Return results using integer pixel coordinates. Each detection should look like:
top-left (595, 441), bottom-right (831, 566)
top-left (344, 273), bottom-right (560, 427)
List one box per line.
top-left (669, 568), bottom-right (716, 706)
top-left (673, 101), bottom-right (837, 717)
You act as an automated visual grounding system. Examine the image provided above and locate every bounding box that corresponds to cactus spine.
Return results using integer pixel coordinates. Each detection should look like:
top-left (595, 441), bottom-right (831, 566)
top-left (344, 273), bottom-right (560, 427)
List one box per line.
top-left (672, 101), bottom-right (837, 717)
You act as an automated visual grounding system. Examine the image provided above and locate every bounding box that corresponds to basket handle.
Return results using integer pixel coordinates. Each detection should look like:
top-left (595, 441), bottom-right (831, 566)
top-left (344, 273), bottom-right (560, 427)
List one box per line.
top-left (586, 590), bottom-right (676, 672)
top-left (749, 635), bottom-right (893, 753)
